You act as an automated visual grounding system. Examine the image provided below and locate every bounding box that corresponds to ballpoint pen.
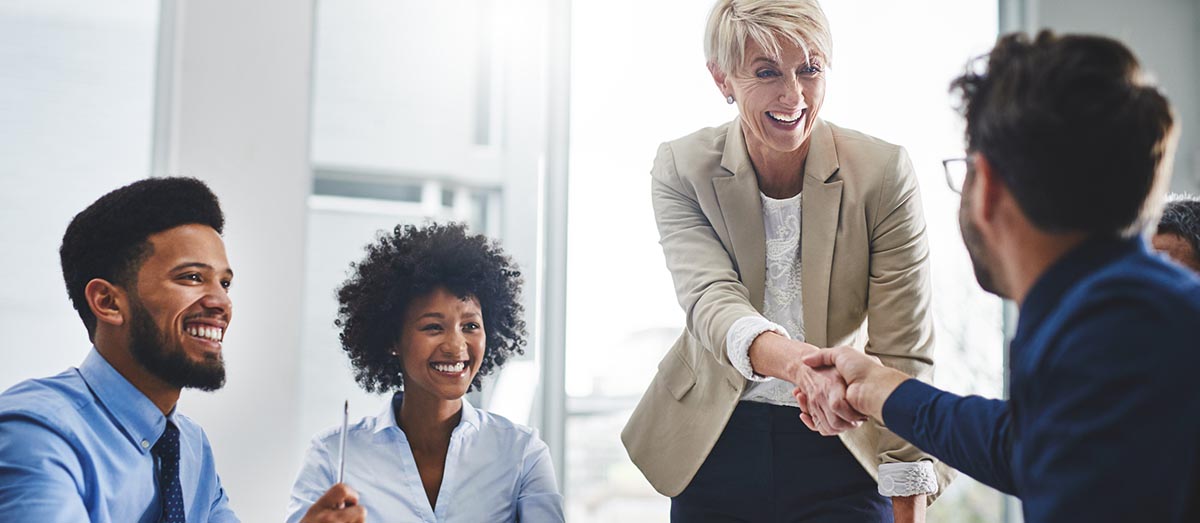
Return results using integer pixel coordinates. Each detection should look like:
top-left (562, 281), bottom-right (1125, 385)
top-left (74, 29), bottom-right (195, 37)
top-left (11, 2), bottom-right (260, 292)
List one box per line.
top-left (337, 399), bottom-right (348, 484)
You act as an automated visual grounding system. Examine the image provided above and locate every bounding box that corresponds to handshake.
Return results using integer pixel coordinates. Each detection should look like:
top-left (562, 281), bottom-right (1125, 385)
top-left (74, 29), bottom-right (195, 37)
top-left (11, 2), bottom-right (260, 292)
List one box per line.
top-left (789, 346), bottom-right (913, 437)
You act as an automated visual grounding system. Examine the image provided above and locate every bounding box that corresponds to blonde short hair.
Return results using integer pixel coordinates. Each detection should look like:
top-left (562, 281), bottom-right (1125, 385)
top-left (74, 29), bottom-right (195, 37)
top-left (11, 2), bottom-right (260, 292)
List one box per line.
top-left (704, 0), bottom-right (833, 74)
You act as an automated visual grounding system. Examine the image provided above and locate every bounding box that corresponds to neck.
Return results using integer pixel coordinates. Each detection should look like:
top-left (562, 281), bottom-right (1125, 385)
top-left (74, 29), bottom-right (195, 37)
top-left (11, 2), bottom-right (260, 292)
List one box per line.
top-left (745, 130), bottom-right (809, 199)
top-left (398, 391), bottom-right (462, 453)
top-left (998, 228), bottom-right (1090, 305)
top-left (93, 331), bottom-right (181, 415)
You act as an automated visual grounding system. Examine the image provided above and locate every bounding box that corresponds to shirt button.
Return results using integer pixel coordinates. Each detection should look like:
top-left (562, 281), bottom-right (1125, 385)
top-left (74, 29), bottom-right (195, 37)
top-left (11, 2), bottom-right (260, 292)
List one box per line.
top-left (141, 440), bottom-right (150, 449)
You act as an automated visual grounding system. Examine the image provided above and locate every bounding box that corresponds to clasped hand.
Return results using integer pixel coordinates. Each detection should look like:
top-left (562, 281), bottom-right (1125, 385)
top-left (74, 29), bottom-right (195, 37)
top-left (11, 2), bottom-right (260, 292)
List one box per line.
top-left (792, 346), bottom-right (888, 436)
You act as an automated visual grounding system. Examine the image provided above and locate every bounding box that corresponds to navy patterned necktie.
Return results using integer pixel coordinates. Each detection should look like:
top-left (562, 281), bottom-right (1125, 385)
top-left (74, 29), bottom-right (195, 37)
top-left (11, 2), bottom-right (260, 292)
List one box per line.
top-left (153, 421), bottom-right (186, 523)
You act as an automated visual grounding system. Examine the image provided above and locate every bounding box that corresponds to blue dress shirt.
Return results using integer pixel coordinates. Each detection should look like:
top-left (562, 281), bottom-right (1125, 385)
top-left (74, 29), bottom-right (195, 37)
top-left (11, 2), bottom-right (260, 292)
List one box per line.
top-left (0, 348), bottom-right (238, 523)
top-left (287, 393), bottom-right (564, 523)
top-left (883, 237), bottom-right (1200, 522)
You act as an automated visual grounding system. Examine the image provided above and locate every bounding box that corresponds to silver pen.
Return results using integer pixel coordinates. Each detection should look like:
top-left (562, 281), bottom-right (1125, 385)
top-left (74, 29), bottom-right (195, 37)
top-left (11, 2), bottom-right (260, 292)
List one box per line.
top-left (337, 399), bottom-right (348, 484)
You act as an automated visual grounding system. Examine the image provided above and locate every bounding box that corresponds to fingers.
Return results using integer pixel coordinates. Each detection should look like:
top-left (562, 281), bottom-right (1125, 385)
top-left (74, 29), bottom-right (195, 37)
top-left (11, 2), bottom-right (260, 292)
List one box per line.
top-left (801, 348), bottom-right (837, 369)
top-left (794, 371), bottom-right (865, 436)
top-left (302, 484), bottom-right (366, 523)
top-left (318, 483), bottom-right (359, 509)
top-left (799, 411), bottom-right (818, 431)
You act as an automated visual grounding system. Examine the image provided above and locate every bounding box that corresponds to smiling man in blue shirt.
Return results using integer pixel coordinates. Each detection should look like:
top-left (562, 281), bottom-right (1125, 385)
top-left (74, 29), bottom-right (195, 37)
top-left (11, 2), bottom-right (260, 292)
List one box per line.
top-left (798, 32), bottom-right (1200, 522)
top-left (0, 178), bottom-right (364, 523)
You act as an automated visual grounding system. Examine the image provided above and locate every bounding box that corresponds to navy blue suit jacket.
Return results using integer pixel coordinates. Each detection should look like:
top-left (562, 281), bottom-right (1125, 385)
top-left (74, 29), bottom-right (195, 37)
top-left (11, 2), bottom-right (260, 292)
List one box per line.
top-left (884, 237), bottom-right (1200, 522)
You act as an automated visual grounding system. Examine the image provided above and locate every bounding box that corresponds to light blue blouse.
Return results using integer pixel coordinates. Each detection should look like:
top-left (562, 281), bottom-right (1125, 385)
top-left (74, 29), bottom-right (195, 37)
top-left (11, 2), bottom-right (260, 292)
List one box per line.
top-left (287, 393), bottom-right (563, 523)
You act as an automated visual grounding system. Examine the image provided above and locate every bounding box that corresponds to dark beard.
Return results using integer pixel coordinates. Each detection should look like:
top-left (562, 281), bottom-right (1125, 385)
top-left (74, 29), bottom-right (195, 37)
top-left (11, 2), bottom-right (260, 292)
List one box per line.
top-left (959, 197), bottom-right (1001, 297)
top-left (128, 296), bottom-right (226, 391)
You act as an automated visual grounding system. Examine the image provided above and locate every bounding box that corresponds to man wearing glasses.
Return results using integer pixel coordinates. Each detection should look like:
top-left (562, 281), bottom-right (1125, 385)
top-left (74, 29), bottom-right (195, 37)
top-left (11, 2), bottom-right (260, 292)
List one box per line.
top-left (796, 32), bottom-right (1200, 523)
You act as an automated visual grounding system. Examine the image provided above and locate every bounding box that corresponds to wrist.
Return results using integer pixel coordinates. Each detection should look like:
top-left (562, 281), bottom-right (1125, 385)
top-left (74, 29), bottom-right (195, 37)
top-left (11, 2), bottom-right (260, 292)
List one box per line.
top-left (858, 367), bottom-right (911, 420)
top-left (891, 494), bottom-right (926, 522)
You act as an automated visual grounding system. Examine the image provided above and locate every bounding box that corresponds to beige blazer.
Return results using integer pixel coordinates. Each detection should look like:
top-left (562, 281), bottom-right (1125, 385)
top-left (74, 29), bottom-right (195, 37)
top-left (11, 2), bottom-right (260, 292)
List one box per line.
top-left (622, 118), bottom-right (955, 499)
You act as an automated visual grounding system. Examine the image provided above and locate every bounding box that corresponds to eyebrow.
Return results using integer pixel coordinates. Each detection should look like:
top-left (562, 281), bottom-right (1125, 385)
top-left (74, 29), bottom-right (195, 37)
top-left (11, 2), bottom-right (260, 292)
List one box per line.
top-left (417, 311), bottom-right (481, 320)
top-left (750, 56), bottom-right (778, 66)
top-left (170, 262), bottom-right (234, 278)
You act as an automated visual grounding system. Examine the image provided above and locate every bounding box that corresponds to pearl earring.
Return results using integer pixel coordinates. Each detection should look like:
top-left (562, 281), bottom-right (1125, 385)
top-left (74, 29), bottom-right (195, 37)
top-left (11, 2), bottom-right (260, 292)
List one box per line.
top-left (726, 95), bottom-right (735, 104)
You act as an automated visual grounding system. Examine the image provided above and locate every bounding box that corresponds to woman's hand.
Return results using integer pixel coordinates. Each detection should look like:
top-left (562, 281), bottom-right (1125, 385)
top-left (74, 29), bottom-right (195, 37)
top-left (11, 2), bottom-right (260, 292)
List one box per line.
top-left (791, 359), bottom-right (866, 436)
top-left (892, 494), bottom-right (927, 523)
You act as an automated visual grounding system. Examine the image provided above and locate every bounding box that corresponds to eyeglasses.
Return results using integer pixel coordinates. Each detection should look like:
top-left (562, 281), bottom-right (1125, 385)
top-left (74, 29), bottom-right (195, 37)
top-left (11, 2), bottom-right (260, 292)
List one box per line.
top-left (942, 156), bottom-right (973, 195)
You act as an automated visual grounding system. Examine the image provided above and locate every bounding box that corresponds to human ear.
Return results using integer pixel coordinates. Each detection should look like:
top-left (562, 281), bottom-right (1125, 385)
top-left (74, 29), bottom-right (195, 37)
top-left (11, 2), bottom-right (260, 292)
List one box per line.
top-left (970, 154), bottom-right (1005, 224)
top-left (708, 61), bottom-right (733, 100)
top-left (85, 279), bottom-right (126, 327)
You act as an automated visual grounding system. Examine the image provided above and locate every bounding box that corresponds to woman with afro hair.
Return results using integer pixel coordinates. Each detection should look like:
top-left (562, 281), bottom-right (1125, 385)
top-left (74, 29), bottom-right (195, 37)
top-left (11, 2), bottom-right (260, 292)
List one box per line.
top-left (286, 223), bottom-right (564, 522)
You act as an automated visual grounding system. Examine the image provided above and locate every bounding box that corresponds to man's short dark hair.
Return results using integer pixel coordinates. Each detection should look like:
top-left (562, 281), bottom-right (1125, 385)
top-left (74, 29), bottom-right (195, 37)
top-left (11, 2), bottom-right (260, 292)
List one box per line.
top-left (60, 177), bottom-right (224, 339)
top-left (1158, 195), bottom-right (1200, 260)
top-left (951, 31), bottom-right (1175, 236)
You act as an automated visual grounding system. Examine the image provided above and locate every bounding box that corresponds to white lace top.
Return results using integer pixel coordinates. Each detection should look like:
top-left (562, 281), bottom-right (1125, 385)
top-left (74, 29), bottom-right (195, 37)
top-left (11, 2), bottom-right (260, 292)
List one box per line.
top-left (723, 191), bottom-right (938, 498)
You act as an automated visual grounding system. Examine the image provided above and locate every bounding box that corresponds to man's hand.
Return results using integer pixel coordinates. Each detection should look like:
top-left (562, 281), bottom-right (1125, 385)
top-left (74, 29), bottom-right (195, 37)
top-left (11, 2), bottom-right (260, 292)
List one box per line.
top-left (300, 484), bottom-right (367, 523)
top-left (791, 362), bottom-right (866, 436)
top-left (795, 346), bottom-right (911, 424)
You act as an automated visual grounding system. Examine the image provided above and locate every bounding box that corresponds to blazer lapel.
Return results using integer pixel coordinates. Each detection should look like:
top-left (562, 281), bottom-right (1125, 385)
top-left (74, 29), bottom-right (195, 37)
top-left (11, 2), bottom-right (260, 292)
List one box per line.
top-left (800, 120), bottom-right (842, 347)
top-left (713, 120), bottom-right (767, 310)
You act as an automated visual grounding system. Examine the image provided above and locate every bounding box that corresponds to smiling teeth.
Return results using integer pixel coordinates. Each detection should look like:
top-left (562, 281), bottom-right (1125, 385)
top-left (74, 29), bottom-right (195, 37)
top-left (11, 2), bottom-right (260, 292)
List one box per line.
top-left (433, 362), bottom-right (466, 373)
top-left (187, 325), bottom-right (223, 343)
top-left (768, 111), bottom-right (803, 123)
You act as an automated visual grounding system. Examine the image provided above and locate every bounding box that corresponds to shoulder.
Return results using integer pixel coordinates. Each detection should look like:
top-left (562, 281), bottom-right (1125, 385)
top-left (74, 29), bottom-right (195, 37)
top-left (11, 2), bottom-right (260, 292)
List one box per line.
top-left (825, 121), bottom-right (911, 187)
top-left (1047, 249), bottom-right (1200, 367)
top-left (1075, 248), bottom-right (1200, 318)
top-left (653, 121), bottom-right (734, 183)
top-left (0, 369), bottom-right (92, 436)
top-left (827, 121), bottom-right (904, 161)
top-left (309, 410), bottom-right (385, 450)
top-left (472, 409), bottom-right (544, 452)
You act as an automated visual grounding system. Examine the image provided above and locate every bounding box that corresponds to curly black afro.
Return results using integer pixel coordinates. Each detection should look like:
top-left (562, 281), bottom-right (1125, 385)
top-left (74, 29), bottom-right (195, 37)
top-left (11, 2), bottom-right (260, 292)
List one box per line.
top-left (335, 222), bottom-right (526, 393)
top-left (59, 177), bottom-right (224, 340)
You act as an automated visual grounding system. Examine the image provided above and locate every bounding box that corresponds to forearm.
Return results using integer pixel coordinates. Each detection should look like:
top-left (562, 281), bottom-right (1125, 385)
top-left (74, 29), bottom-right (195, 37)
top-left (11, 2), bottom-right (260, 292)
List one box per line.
top-left (747, 331), bottom-right (817, 381)
top-left (883, 380), bottom-right (1016, 494)
top-left (892, 495), bottom-right (926, 523)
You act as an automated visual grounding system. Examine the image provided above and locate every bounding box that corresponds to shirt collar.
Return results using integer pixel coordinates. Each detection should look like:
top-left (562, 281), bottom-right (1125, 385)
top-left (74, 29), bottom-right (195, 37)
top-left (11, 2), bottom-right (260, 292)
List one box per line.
top-left (78, 347), bottom-right (169, 454)
top-left (375, 392), bottom-right (482, 436)
top-left (1014, 235), bottom-right (1143, 346)
top-left (720, 117), bottom-right (839, 184)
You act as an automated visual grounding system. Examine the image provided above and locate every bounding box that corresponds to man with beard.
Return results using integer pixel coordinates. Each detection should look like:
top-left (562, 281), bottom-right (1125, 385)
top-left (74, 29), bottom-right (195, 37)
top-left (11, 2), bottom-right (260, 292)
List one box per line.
top-left (0, 178), bottom-right (364, 523)
top-left (796, 32), bottom-right (1200, 522)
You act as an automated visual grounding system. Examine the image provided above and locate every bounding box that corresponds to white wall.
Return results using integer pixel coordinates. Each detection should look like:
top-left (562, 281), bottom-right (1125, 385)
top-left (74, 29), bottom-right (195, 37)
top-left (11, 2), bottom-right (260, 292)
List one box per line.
top-left (0, 0), bottom-right (157, 390)
top-left (160, 1), bottom-right (315, 521)
top-left (1027, 0), bottom-right (1200, 194)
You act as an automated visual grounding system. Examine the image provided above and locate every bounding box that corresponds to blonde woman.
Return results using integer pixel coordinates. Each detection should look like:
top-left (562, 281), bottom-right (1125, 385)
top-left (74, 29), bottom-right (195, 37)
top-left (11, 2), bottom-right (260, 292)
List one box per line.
top-left (622, 1), bottom-right (953, 521)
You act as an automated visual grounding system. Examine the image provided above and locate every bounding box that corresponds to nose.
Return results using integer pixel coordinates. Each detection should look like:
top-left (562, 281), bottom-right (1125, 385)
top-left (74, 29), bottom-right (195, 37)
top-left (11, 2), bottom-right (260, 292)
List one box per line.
top-left (442, 328), bottom-right (469, 357)
top-left (780, 75), bottom-right (802, 106)
top-left (199, 283), bottom-right (232, 317)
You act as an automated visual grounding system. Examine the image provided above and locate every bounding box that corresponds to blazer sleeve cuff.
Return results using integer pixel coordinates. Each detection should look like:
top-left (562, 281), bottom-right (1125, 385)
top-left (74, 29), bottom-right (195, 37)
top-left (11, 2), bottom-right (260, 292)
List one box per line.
top-left (877, 461), bottom-right (938, 497)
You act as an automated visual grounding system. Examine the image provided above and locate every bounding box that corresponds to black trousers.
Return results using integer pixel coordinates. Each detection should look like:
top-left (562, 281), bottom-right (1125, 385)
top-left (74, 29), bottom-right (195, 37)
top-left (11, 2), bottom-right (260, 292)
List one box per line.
top-left (671, 401), bottom-right (893, 522)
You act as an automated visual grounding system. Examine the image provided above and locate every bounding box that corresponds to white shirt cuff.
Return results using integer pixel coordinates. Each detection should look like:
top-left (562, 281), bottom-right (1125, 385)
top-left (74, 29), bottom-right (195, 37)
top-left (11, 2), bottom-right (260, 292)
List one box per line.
top-left (725, 316), bottom-right (789, 382)
top-left (877, 461), bottom-right (938, 497)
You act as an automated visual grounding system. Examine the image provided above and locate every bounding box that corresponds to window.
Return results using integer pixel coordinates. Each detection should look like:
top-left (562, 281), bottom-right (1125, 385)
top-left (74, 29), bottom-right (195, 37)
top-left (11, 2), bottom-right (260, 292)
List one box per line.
top-left (298, 0), bottom-right (549, 439)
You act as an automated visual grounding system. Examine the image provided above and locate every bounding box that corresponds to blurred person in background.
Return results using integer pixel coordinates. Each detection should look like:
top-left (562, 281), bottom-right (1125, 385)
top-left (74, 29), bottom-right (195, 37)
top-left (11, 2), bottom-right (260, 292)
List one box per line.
top-left (1153, 194), bottom-right (1200, 272)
